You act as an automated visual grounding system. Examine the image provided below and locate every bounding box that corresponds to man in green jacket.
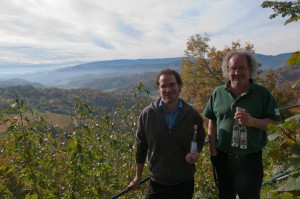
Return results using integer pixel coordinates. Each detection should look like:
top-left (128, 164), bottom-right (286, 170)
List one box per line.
top-left (203, 50), bottom-right (279, 199)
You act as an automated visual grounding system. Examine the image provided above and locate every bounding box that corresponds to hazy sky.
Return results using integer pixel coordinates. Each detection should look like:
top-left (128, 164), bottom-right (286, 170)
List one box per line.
top-left (1, 0), bottom-right (299, 67)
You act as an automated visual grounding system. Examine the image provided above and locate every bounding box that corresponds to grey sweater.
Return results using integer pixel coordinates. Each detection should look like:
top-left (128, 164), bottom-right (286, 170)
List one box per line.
top-left (136, 98), bottom-right (206, 185)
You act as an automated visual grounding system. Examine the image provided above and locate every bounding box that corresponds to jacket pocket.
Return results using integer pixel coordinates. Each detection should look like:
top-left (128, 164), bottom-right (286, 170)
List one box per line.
top-left (169, 154), bottom-right (195, 181)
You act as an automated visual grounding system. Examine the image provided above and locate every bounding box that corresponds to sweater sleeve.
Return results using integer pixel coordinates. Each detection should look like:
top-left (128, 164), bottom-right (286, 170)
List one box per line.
top-left (135, 111), bottom-right (148, 164)
top-left (196, 111), bottom-right (206, 152)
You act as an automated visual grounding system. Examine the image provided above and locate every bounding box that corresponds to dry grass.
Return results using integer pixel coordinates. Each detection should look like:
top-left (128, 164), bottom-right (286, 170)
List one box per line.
top-left (0, 112), bottom-right (72, 133)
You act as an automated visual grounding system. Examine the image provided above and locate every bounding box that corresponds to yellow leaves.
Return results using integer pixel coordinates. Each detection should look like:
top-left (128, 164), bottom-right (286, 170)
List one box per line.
top-left (287, 51), bottom-right (300, 65)
top-left (182, 34), bottom-right (255, 112)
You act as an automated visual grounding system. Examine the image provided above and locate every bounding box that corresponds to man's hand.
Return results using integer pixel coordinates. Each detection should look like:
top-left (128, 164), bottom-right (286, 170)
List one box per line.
top-left (234, 108), bottom-right (254, 127)
top-left (185, 152), bottom-right (199, 164)
top-left (210, 147), bottom-right (218, 156)
top-left (127, 177), bottom-right (141, 190)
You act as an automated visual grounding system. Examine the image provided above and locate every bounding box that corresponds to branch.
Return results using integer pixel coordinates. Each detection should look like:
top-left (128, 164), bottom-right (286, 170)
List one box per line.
top-left (202, 59), bottom-right (225, 84)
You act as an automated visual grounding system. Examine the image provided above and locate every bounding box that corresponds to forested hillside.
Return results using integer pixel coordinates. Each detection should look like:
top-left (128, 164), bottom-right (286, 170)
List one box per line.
top-left (0, 85), bottom-right (134, 115)
top-left (0, 53), bottom-right (292, 90)
top-left (1, 63), bottom-right (298, 95)
top-left (72, 72), bottom-right (156, 92)
top-left (0, 64), bottom-right (298, 122)
top-left (267, 64), bottom-right (300, 85)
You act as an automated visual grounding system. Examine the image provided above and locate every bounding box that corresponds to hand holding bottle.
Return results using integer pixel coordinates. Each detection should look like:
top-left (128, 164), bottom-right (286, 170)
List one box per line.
top-left (231, 120), bottom-right (240, 147)
top-left (235, 107), bottom-right (247, 149)
top-left (185, 152), bottom-right (199, 165)
top-left (231, 107), bottom-right (248, 149)
top-left (187, 125), bottom-right (199, 164)
top-left (234, 107), bottom-right (253, 127)
top-left (190, 125), bottom-right (198, 154)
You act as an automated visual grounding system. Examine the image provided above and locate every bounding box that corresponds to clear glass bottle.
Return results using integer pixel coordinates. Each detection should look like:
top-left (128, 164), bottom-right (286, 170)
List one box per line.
top-left (231, 120), bottom-right (239, 147)
top-left (190, 125), bottom-right (198, 154)
top-left (239, 125), bottom-right (247, 149)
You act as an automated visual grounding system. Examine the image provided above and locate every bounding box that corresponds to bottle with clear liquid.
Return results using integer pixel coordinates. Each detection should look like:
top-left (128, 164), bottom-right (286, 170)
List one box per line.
top-left (235, 107), bottom-right (247, 149)
top-left (190, 125), bottom-right (198, 154)
top-left (239, 125), bottom-right (247, 149)
top-left (231, 120), bottom-right (239, 147)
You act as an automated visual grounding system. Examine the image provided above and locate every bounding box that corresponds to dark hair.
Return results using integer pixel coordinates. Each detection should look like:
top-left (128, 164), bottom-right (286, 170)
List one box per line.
top-left (155, 68), bottom-right (183, 89)
top-left (221, 49), bottom-right (258, 79)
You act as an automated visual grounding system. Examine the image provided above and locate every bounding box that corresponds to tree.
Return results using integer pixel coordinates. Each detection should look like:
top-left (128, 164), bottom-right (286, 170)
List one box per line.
top-left (261, 0), bottom-right (300, 25)
top-left (261, 2), bottom-right (300, 198)
top-left (181, 33), bottom-right (254, 112)
top-left (261, 0), bottom-right (300, 67)
top-left (256, 70), bottom-right (300, 117)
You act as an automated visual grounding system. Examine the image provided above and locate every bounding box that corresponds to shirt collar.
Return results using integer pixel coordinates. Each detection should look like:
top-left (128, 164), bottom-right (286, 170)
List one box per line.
top-left (225, 79), bottom-right (254, 91)
top-left (159, 99), bottom-right (182, 112)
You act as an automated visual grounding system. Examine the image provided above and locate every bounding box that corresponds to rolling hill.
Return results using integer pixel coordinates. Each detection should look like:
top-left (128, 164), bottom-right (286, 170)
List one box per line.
top-left (0, 53), bottom-right (297, 92)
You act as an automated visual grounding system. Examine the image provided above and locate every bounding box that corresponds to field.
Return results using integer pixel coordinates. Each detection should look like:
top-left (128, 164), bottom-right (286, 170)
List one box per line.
top-left (0, 112), bottom-right (72, 133)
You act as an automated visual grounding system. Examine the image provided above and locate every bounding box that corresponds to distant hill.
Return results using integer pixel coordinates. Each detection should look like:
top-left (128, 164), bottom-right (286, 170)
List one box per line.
top-left (66, 64), bottom-right (300, 94)
top-left (256, 53), bottom-right (291, 70)
top-left (0, 78), bottom-right (46, 88)
top-left (77, 72), bottom-right (157, 92)
top-left (260, 63), bottom-right (300, 86)
top-left (20, 57), bottom-right (183, 86)
top-left (0, 53), bottom-right (295, 91)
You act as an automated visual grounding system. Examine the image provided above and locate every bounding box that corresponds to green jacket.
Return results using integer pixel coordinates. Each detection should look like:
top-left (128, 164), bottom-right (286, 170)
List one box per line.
top-left (203, 80), bottom-right (278, 155)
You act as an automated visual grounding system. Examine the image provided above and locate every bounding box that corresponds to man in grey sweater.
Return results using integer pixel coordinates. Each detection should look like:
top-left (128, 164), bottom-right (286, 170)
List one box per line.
top-left (128, 68), bottom-right (206, 199)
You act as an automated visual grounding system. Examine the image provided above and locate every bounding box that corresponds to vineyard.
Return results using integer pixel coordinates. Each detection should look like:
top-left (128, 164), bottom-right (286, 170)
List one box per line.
top-left (0, 84), bottom-right (148, 199)
top-left (0, 82), bottom-right (299, 199)
top-left (0, 0), bottom-right (299, 198)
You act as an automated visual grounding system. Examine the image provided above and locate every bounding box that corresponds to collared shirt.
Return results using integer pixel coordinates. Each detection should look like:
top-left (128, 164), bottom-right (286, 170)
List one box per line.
top-left (203, 79), bottom-right (278, 155)
top-left (159, 99), bottom-right (182, 129)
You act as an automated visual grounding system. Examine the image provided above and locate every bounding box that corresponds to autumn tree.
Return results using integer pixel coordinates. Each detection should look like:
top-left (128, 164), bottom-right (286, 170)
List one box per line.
top-left (261, 0), bottom-right (300, 114)
top-left (258, 72), bottom-right (299, 116)
top-left (261, 0), bottom-right (300, 25)
top-left (181, 33), bottom-right (254, 112)
top-left (261, 0), bottom-right (300, 66)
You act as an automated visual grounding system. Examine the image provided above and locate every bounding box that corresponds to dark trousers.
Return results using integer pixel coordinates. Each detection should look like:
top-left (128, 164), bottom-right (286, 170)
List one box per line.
top-left (211, 150), bottom-right (263, 199)
top-left (146, 178), bottom-right (194, 199)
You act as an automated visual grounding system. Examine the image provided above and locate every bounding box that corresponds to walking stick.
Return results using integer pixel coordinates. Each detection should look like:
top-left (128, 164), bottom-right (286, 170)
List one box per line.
top-left (110, 176), bottom-right (150, 199)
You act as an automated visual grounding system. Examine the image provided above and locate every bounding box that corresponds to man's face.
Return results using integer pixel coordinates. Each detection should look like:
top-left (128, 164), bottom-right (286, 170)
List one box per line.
top-left (157, 74), bottom-right (181, 105)
top-left (228, 55), bottom-right (250, 85)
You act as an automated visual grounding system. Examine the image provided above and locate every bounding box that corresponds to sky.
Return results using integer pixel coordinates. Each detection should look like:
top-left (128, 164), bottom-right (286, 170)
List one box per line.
top-left (0, 0), bottom-right (299, 72)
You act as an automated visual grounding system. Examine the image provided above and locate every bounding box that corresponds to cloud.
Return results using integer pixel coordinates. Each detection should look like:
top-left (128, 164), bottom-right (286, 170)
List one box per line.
top-left (116, 18), bottom-right (143, 38)
top-left (0, 0), bottom-right (299, 70)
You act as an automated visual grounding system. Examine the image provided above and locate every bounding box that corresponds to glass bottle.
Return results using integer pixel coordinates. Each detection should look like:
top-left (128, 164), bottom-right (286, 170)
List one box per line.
top-left (190, 125), bottom-right (198, 154)
top-left (231, 120), bottom-right (239, 147)
top-left (235, 107), bottom-right (247, 149)
top-left (239, 125), bottom-right (247, 149)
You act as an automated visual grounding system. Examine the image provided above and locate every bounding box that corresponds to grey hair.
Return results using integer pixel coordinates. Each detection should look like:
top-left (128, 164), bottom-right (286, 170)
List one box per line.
top-left (221, 49), bottom-right (258, 79)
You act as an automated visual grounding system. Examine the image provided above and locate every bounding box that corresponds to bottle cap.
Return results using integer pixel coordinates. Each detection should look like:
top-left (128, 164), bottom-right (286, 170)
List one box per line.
top-left (236, 107), bottom-right (245, 113)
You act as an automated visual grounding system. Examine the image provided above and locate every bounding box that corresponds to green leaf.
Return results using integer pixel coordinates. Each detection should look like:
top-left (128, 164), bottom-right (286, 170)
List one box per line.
top-left (269, 148), bottom-right (281, 160)
top-left (284, 16), bottom-right (300, 25)
top-left (287, 51), bottom-right (300, 65)
top-left (278, 176), bottom-right (300, 192)
top-left (281, 120), bottom-right (296, 129)
top-left (69, 139), bottom-right (77, 148)
top-left (25, 193), bottom-right (38, 199)
top-left (6, 166), bottom-right (15, 174)
top-left (282, 192), bottom-right (294, 199)
top-left (77, 142), bottom-right (82, 154)
top-left (291, 144), bottom-right (300, 155)
top-left (268, 132), bottom-right (281, 141)
top-left (290, 157), bottom-right (300, 171)
top-left (295, 176), bottom-right (300, 191)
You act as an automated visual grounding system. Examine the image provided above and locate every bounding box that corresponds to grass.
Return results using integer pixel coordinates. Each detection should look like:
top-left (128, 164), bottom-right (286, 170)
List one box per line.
top-left (0, 112), bottom-right (72, 132)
